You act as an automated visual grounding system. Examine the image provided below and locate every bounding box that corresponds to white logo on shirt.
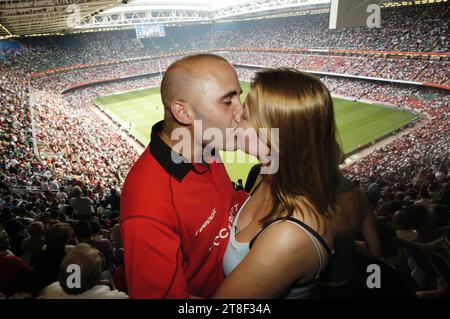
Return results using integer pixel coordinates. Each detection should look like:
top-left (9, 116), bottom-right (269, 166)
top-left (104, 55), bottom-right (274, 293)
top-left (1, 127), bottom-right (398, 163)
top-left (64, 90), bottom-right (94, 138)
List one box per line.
top-left (207, 203), bottom-right (241, 252)
top-left (209, 227), bottom-right (230, 252)
top-left (194, 208), bottom-right (217, 237)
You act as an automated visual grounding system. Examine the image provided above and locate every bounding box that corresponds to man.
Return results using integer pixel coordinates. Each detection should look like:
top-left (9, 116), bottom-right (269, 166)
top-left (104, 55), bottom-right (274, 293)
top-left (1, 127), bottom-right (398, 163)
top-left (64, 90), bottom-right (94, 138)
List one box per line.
top-left (69, 185), bottom-right (94, 220)
top-left (0, 228), bottom-right (33, 297)
top-left (235, 179), bottom-right (244, 191)
top-left (38, 243), bottom-right (128, 299)
top-left (120, 54), bottom-right (246, 298)
top-left (103, 188), bottom-right (120, 212)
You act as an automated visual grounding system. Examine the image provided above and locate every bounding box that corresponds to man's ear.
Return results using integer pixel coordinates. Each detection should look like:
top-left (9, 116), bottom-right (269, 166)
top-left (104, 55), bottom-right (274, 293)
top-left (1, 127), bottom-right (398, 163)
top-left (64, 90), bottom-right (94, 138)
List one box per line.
top-left (171, 101), bottom-right (192, 125)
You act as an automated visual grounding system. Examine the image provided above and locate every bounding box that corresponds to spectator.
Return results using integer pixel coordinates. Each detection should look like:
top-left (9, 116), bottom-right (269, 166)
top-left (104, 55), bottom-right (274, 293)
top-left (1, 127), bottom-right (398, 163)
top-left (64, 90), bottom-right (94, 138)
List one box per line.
top-left (415, 186), bottom-right (433, 211)
top-left (430, 204), bottom-right (450, 236)
top-left (30, 223), bottom-right (73, 296)
top-left (20, 221), bottom-right (46, 262)
top-left (73, 221), bottom-right (115, 275)
top-left (102, 188), bottom-right (120, 216)
top-left (0, 228), bottom-right (33, 297)
top-left (317, 176), bottom-right (381, 299)
top-left (393, 210), bottom-right (417, 241)
top-left (69, 186), bottom-right (94, 220)
top-left (405, 204), bottom-right (448, 298)
top-left (235, 179), bottom-right (244, 191)
top-left (38, 243), bottom-right (128, 299)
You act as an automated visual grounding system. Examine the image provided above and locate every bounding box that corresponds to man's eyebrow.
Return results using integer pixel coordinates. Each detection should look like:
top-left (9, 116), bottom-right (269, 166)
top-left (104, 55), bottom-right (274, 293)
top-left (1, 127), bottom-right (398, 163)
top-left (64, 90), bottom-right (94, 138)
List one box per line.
top-left (221, 89), bottom-right (242, 99)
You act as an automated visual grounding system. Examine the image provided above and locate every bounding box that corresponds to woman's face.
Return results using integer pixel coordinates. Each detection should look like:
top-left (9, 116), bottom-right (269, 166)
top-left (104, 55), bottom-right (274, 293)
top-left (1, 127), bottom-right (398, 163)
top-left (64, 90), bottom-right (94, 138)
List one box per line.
top-left (235, 89), bottom-right (271, 162)
top-left (238, 93), bottom-right (253, 131)
top-left (235, 90), bottom-right (256, 156)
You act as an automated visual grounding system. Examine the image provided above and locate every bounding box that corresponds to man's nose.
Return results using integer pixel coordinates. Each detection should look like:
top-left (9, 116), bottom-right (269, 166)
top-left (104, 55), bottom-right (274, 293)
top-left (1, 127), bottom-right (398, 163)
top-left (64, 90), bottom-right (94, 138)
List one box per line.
top-left (233, 101), bottom-right (244, 124)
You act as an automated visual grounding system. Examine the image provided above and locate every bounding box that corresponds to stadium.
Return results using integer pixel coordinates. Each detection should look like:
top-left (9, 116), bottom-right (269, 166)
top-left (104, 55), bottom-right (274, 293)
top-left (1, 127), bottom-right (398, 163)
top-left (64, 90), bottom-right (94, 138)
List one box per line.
top-left (0, 0), bottom-right (449, 302)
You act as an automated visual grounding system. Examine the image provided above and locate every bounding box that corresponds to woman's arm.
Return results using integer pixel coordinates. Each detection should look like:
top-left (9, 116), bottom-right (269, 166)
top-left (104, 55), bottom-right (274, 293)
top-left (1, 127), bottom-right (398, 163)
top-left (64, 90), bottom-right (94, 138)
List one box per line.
top-left (213, 221), bottom-right (324, 299)
top-left (358, 190), bottom-right (382, 259)
top-left (394, 237), bottom-right (439, 253)
top-left (416, 277), bottom-right (448, 299)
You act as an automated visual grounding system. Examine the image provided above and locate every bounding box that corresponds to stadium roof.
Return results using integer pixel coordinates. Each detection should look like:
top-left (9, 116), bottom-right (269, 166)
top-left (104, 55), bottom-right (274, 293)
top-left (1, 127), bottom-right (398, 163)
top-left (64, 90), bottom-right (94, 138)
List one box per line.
top-left (0, 0), bottom-right (124, 38)
top-left (126, 0), bottom-right (247, 9)
top-left (0, 0), bottom-right (332, 38)
top-left (76, 0), bottom-right (331, 30)
top-left (0, 0), bottom-right (443, 38)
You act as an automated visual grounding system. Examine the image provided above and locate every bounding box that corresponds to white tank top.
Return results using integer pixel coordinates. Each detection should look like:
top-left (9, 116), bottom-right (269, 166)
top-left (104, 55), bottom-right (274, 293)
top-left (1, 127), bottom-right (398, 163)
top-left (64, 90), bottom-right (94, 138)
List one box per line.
top-left (223, 194), bottom-right (333, 299)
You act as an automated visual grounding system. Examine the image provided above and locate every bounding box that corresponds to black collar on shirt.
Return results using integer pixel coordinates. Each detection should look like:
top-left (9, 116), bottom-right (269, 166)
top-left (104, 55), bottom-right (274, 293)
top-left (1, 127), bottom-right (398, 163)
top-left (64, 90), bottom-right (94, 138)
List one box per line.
top-left (149, 120), bottom-right (211, 182)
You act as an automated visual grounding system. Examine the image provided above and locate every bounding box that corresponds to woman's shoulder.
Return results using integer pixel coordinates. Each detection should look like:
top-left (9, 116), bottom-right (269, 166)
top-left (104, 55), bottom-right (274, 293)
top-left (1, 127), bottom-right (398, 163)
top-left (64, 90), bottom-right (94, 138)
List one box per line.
top-left (254, 217), bottom-right (321, 250)
top-left (248, 218), bottom-right (329, 280)
top-left (254, 213), bottom-right (334, 254)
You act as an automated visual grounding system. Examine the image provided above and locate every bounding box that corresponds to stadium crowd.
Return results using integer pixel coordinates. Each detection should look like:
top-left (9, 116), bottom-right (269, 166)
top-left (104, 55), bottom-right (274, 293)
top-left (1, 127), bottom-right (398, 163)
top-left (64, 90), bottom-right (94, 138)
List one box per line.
top-left (0, 63), bottom-right (165, 300)
top-left (192, 3), bottom-right (449, 53)
top-left (227, 52), bottom-right (449, 84)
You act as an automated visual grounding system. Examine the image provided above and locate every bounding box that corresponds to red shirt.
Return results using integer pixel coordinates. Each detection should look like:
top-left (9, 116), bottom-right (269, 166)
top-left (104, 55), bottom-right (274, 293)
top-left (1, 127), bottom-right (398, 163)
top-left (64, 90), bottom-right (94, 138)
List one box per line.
top-left (121, 121), bottom-right (247, 298)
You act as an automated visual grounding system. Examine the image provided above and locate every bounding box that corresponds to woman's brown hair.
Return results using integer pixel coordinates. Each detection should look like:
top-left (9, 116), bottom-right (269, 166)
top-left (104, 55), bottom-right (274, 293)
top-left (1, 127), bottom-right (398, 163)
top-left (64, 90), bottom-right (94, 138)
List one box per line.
top-left (247, 68), bottom-right (343, 226)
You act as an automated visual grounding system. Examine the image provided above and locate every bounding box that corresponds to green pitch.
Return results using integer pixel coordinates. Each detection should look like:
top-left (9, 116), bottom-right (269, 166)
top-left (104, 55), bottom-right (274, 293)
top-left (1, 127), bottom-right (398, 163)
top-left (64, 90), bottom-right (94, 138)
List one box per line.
top-left (95, 82), bottom-right (417, 184)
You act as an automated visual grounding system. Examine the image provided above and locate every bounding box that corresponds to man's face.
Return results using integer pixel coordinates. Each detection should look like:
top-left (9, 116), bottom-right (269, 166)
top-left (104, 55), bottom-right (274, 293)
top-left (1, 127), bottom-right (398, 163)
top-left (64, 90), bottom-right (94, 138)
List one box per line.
top-left (190, 61), bottom-right (243, 151)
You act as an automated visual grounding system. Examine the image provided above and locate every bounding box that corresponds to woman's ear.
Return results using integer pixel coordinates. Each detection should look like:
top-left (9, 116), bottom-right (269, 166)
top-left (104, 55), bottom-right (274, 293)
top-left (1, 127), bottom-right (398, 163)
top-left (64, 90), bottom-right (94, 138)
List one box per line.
top-left (171, 101), bottom-right (192, 125)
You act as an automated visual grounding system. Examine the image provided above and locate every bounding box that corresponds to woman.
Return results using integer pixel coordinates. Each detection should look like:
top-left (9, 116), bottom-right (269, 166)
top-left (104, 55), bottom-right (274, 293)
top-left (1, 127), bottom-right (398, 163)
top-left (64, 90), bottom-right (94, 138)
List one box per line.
top-left (316, 175), bottom-right (382, 298)
top-left (213, 68), bottom-right (343, 299)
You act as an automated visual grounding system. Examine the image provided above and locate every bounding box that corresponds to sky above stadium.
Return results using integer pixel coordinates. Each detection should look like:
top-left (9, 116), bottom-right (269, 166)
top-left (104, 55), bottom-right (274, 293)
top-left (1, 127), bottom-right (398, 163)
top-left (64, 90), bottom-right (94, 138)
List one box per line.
top-left (131, 0), bottom-right (249, 9)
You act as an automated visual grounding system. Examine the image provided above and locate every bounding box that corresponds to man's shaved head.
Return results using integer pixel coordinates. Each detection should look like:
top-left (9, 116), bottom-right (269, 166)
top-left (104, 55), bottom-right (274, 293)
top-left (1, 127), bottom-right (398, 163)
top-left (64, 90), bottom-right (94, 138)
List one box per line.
top-left (160, 54), bottom-right (231, 126)
top-left (158, 53), bottom-right (243, 154)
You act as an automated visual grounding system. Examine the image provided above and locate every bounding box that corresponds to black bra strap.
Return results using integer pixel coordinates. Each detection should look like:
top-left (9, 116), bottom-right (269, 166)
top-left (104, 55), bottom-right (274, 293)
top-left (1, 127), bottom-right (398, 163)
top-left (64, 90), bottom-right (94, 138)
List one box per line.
top-left (249, 216), bottom-right (333, 257)
top-left (249, 227), bottom-right (265, 249)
